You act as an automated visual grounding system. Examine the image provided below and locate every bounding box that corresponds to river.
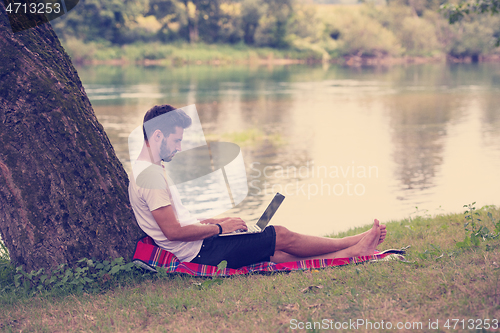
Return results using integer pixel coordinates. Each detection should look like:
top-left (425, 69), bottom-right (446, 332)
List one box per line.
top-left (78, 62), bottom-right (500, 236)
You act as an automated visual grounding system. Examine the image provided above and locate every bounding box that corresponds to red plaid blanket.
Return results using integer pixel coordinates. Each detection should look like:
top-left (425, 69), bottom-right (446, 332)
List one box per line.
top-left (132, 236), bottom-right (406, 277)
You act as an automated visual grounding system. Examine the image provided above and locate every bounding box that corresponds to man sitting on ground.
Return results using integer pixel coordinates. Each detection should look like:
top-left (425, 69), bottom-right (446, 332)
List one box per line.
top-left (128, 104), bottom-right (387, 269)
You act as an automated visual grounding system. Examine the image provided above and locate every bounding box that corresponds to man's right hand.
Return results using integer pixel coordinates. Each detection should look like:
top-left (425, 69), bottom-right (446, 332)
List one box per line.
top-left (218, 217), bottom-right (247, 234)
top-left (152, 206), bottom-right (249, 240)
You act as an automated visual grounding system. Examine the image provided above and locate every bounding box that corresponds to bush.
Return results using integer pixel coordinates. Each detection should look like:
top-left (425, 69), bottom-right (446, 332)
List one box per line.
top-left (62, 38), bottom-right (100, 64)
top-left (328, 7), bottom-right (403, 56)
top-left (447, 15), bottom-right (500, 58)
top-left (399, 16), bottom-right (440, 56)
top-left (366, 5), bottom-right (443, 57)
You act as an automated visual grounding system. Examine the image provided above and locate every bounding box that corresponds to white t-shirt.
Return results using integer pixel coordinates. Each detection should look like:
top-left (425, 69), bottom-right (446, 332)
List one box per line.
top-left (128, 160), bottom-right (203, 262)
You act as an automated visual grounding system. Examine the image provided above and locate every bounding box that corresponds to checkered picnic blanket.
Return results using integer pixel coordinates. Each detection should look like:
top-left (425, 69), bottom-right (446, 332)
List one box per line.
top-left (132, 236), bottom-right (407, 277)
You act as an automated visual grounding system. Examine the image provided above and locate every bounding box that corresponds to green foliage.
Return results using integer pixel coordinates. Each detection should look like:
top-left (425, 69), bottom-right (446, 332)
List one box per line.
top-left (363, 5), bottom-right (446, 56)
top-left (192, 260), bottom-right (227, 290)
top-left (1, 253), bottom-right (232, 298)
top-left (7, 257), bottom-right (144, 296)
top-left (442, 0), bottom-right (500, 24)
top-left (0, 242), bottom-right (13, 293)
top-left (50, 0), bottom-right (500, 59)
top-left (399, 16), bottom-right (440, 56)
top-left (196, 0), bottom-right (225, 43)
top-left (446, 15), bottom-right (500, 56)
top-left (441, 0), bottom-right (500, 46)
top-left (0, 241), bottom-right (9, 261)
top-left (146, 0), bottom-right (187, 42)
top-left (456, 202), bottom-right (500, 249)
top-left (52, 0), bottom-right (149, 44)
top-left (253, 0), bottom-right (294, 48)
top-left (52, 0), bottom-right (299, 47)
top-left (388, 0), bottom-right (449, 16)
top-left (415, 243), bottom-right (452, 261)
top-left (241, 0), bottom-right (266, 44)
top-left (327, 7), bottom-right (404, 56)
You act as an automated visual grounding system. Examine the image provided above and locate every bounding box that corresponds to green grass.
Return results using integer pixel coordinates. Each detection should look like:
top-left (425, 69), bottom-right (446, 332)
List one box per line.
top-left (1, 205), bottom-right (500, 332)
top-left (62, 40), bottom-right (322, 66)
top-left (205, 128), bottom-right (285, 147)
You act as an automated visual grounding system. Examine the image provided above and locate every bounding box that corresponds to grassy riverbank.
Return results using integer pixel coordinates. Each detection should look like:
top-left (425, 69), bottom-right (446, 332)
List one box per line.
top-left (62, 38), bottom-right (500, 68)
top-left (62, 40), bottom-right (324, 66)
top-left (57, 2), bottom-right (500, 67)
top-left (1, 204), bottom-right (500, 332)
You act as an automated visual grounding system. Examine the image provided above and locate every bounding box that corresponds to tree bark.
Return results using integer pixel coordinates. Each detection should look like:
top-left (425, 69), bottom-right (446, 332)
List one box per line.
top-left (0, 3), bottom-right (144, 273)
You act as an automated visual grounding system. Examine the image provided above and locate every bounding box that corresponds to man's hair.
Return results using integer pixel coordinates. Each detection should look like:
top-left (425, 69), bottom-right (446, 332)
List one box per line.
top-left (142, 104), bottom-right (192, 142)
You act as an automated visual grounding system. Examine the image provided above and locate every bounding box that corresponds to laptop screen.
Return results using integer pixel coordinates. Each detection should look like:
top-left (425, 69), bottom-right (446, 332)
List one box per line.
top-left (256, 193), bottom-right (285, 229)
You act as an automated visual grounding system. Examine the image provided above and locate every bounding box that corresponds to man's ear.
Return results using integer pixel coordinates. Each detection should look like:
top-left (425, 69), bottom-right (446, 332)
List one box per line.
top-left (152, 129), bottom-right (163, 142)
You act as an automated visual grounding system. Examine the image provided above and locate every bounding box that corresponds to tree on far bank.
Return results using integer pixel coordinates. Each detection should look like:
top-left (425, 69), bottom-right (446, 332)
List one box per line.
top-left (147, 0), bottom-right (187, 42)
top-left (386, 0), bottom-right (449, 16)
top-left (241, 0), bottom-right (265, 44)
top-left (149, 0), bottom-right (241, 44)
top-left (0, 3), bottom-right (144, 273)
top-left (442, 0), bottom-right (500, 45)
top-left (253, 0), bottom-right (294, 48)
top-left (443, 0), bottom-right (499, 22)
top-left (52, 0), bottom-right (148, 44)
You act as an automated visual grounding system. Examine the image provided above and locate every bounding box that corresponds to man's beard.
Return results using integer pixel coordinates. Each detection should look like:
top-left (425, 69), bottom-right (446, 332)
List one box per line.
top-left (159, 139), bottom-right (176, 162)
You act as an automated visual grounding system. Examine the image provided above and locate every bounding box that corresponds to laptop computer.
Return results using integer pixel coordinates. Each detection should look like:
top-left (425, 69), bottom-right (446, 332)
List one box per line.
top-left (219, 192), bottom-right (285, 236)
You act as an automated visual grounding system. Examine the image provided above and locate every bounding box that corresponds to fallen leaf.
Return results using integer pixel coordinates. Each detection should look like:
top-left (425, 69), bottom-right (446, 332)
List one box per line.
top-left (301, 285), bottom-right (324, 293)
top-left (307, 303), bottom-right (322, 308)
top-left (281, 303), bottom-right (299, 312)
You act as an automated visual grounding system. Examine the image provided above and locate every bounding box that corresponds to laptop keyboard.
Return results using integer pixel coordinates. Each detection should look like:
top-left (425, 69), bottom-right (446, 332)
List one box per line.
top-left (247, 224), bottom-right (260, 233)
top-left (234, 224), bottom-right (260, 233)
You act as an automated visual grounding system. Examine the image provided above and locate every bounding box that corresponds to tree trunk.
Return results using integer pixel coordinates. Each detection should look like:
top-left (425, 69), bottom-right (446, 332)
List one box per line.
top-left (183, 0), bottom-right (199, 43)
top-left (0, 3), bottom-right (144, 273)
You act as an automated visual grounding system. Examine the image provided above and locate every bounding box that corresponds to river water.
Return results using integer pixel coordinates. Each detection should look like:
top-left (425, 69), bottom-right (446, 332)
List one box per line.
top-left (78, 63), bottom-right (500, 236)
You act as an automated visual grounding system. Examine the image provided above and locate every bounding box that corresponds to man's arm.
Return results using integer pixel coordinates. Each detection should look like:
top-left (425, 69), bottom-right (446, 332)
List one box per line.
top-left (199, 217), bottom-right (232, 224)
top-left (151, 205), bottom-right (247, 241)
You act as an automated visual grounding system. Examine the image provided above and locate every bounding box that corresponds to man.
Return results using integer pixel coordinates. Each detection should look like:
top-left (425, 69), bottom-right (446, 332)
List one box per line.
top-left (128, 105), bottom-right (387, 269)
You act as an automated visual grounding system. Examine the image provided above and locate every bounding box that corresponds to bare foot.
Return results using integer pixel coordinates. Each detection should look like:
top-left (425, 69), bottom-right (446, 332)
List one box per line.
top-left (377, 220), bottom-right (387, 245)
top-left (352, 220), bottom-right (380, 256)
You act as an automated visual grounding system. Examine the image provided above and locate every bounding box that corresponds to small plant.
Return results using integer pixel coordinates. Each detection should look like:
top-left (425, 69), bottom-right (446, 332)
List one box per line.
top-left (192, 260), bottom-right (227, 290)
top-left (12, 257), bottom-right (141, 296)
top-left (417, 244), bottom-right (444, 260)
top-left (0, 241), bottom-right (9, 261)
top-left (487, 211), bottom-right (500, 234)
top-left (0, 242), bottom-right (14, 291)
top-left (409, 206), bottom-right (430, 222)
top-left (456, 202), bottom-right (499, 249)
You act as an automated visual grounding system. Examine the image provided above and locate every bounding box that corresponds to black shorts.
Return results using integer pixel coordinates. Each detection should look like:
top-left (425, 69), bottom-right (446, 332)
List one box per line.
top-left (190, 226), bottom-right (276, 269)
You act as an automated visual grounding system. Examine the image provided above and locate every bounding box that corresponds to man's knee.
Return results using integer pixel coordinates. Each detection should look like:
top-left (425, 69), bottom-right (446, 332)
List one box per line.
top-left (274, 225), bottom-right (296, 250)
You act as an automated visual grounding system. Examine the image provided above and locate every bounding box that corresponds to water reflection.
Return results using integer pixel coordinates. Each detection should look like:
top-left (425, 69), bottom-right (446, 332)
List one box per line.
top-left (80, 63), bottom-right (500, 236)
top-left (385, 93), bottom-right (461, 197)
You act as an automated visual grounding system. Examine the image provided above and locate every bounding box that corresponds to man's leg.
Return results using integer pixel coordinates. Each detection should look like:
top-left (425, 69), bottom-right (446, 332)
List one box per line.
top-left (270, 219), bottom-right (383, 263)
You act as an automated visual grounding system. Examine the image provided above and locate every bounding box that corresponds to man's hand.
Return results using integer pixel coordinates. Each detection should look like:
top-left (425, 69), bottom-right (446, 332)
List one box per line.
top-left (218, 217), bottom-right (248, 234)
top-left (199, 218), bottom-right (225, 224)
top-left (200, 217), bottom-right (248, 234)
top-left (152, 205), bottom-right (224, 241)
top-left (153, 208), bottom-right (249, 241)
